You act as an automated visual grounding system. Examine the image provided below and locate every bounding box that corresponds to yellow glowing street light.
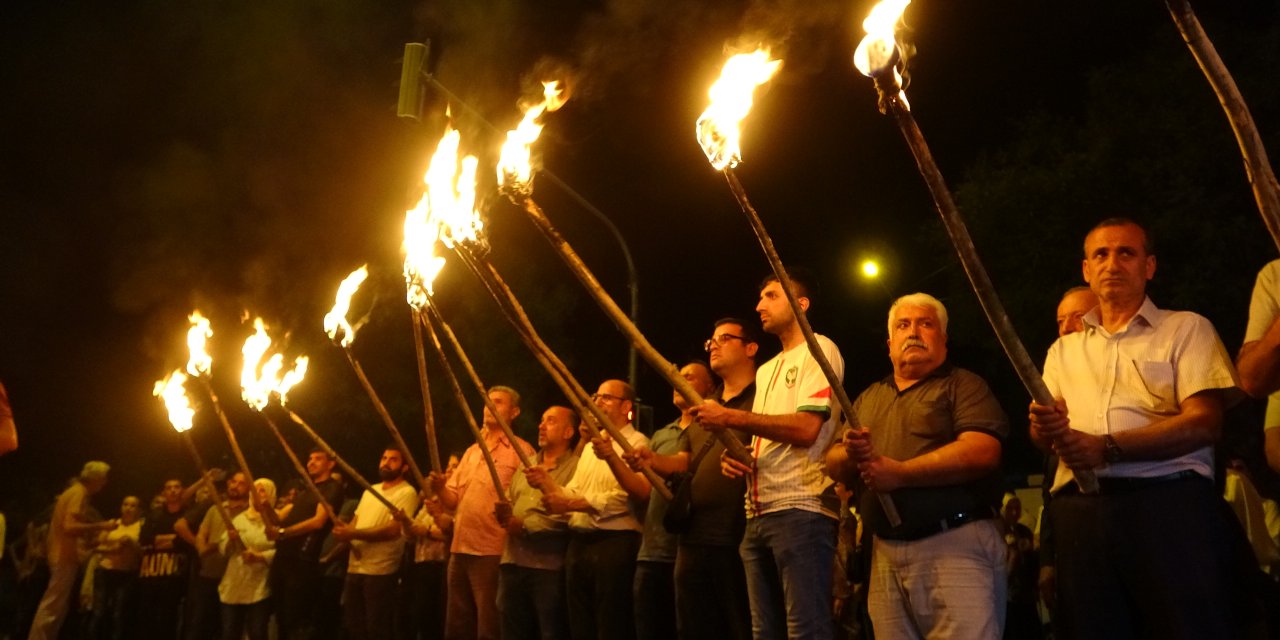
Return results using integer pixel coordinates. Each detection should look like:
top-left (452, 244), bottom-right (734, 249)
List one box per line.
top-left (861, 260), bottom-right (881, 279)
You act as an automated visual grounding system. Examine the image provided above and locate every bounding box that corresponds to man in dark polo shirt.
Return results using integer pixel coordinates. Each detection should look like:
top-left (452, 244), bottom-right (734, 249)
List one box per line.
top-left (625, 318), bottom-right (758, 639)
top-left (268, 449), bottom-right (345, 640)
top-left (827, 292), bottom-right (1008, 638)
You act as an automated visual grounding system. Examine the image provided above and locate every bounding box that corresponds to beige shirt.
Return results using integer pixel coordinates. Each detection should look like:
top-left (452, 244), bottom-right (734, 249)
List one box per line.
top-left (1044, 297), bottom-right (1240, 492)
top-left (47, 481), bottom-right (90, 567)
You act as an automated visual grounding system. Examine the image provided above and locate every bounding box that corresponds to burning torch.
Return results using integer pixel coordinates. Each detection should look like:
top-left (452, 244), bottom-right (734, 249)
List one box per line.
top-left (324, 265), bottom-right (427, 488)
top-left (696, 47), bottom-right (902, 527)
top-left (496, 82), bottom-right (757, 470)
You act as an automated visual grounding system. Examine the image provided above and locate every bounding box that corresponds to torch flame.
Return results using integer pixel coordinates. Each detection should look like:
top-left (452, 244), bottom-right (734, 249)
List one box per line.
top-left (185, 311), bottom-right (213, 377)
top-left (240, 317), bottom-right (310, 411)
top-left (404, 121), bottom-right (483, 309)
top-left (696, 48), bottom-right (783, 171)
top-left (324, 265), bottom-right (369, 347)
top-left (497, 81), bottom-right (566, 195)
top-left (154, 370), bottom-right (195, 433)
top-left (276, 356), bottom-right (309, 404)
top-left (853, 0), bottom-right (911, 78)
top-left (240, 318), bottom-right (274, 410)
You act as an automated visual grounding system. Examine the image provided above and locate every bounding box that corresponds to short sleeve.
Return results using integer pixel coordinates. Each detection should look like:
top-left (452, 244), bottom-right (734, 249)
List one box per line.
top-left (1245, 261), bottom-right (1280, 344)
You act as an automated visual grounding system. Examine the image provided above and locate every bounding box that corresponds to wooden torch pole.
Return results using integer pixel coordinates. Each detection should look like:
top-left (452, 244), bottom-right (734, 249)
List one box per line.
top-left (871, 72), bottom-right (1100, 494)
top-left (1165, 0), bottom-right (1280, 251)
top-left (508, 195), bottom-right (755, 467)
top-left (341, 348), bottom-right (427, 488)
top-left (721, 168), bottom-right (902, 526)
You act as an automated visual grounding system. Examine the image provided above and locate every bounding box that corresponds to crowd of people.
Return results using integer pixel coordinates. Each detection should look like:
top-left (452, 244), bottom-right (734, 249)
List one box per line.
top-left (3, 217), bottom-right (1280, 640)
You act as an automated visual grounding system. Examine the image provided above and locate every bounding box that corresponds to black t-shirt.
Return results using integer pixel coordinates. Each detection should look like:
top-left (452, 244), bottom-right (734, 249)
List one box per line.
top-left (138, 504), bottom-right (190, 580)
top-left (679, 382), bottom-right (756, 547)
top-left (277, 477), bottom-right (345, 561)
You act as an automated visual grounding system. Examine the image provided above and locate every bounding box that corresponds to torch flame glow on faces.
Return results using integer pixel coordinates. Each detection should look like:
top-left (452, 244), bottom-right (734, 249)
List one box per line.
top-left (853, 0), bottom-right (912, 107)
top-left (240, 317), bottom-right (309, 411)
top-left (324, 266), bottom-right (368, 347)
top-left (185, 311), bottom-right (213, 377)
top-left (696, 49), bottom-right (782, 171)
top-left (154, 370), bottom-right (195, 433)
top-left (497, 81), bottom-right (566, 195)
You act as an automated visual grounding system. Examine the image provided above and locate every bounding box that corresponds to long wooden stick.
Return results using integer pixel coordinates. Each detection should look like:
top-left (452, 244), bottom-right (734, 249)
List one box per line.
top-left (454, 245), bottom-right (674, 500)
top-left (723, 168), bottom-right (902, 527)
top-left (280, 407), bottom-right (405, 514)
top-left (508, 195), bottom-right (755, 466)
top-left (411, 310), bottom-right (444, 472)
top-left (261, 413), bottom-right (339, 523)
top-left (342, 348), bottom-right (426, 488)
top-left (872, 74), bottom-right (1100, 494)
top-left (1165, 0), bottom-right (1280, 251)
top-left (197, 378), bottom-right (256, 487)
top-left (419, 312), bottom-right (510, 503)
top-left (423, 303), bottom-right (534, 469)
top-left (179, 432), bottom-right (237, 532)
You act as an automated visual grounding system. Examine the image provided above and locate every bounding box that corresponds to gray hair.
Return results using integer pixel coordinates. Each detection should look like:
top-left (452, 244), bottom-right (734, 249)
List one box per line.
top-left (488, 385), bottom-right (521, 408)
top-left (887, 293), bottom-right (949, 336)
top-left (80, 461), bottom-right (110, 482)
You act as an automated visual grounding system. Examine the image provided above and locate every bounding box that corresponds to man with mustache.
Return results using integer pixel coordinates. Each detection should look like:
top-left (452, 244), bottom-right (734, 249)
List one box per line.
top-left (826, 292), bottom-right (1009, 638)
top-left (1029, 218), bottom-right (1240, 638)
top-left (333, 447), bottom-right (419, 640)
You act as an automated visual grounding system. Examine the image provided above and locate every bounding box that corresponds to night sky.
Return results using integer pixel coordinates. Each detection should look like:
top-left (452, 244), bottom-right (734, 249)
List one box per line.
top-left (3, 0), bottom-right (1279, 522)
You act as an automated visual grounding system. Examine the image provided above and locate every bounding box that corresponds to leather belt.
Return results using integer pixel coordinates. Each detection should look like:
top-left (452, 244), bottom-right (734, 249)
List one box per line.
top-left (1059, 469), bottom-right (1204, 496)
top-left (877, 508), bottom-right (994, 542)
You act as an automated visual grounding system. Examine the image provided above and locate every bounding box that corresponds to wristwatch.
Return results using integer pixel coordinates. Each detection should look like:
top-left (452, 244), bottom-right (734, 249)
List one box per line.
top-left (277, 526), bottom-right (287, 539)
top-left (1103, 435), bottom-right (1123, 464)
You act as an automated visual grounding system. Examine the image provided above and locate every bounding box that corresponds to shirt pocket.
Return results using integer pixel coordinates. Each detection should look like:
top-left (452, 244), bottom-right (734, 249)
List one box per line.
top-left (1123, 359), bottom-right (1178, 413)
top-left (906, 397), bottom-right (954, 440)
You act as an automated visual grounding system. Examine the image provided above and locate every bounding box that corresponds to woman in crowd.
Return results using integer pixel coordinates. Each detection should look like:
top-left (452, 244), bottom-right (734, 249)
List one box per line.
top-left (89, 496), bottom-right (142, 640)
top-left (218, 478), bottom-right (276, 640)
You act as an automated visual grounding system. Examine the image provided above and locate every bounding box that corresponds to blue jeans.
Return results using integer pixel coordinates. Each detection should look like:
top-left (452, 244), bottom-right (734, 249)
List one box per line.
top-left (739, 509), bottom-right (837, 640)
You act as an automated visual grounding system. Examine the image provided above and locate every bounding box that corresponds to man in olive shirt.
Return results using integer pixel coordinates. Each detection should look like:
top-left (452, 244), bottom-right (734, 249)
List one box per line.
top-left (828, 293), bottom-right (1008, 638)
top-left (497, 406), bottom-right (581, 640)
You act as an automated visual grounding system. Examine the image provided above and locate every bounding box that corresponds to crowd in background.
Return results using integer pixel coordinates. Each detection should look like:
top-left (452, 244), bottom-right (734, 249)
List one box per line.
top-left (1, 218), bottom-right (1280, 640)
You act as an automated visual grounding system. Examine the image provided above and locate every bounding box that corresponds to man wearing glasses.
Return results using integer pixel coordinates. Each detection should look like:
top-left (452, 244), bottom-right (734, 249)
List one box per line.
top-left (693, 272), bottom-right (844, 640)
top-left (536, 379), bottom-right (649, 640)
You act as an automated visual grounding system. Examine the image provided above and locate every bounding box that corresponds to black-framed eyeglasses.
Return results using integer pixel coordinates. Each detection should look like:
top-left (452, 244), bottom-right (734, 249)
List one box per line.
top-left (590, 392), bottom-right (627, 404)
top-left (704, 333), bottom-right (747, 352)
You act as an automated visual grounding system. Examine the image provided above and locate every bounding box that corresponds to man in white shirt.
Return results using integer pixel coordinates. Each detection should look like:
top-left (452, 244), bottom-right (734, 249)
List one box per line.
top-left (332, 447), bottom-right (419, 640)
top-left (1029, 218), bottom-right (1241, 638)
top-left (536, 379), bottom-right (649, 640)
top-left (695, 271), bottom-right (843, 640)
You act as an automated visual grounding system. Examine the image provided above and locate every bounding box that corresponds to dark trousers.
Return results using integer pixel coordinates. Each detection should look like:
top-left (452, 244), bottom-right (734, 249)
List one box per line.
top-left (135, 575), bottom-right (186, 639)
top-left (220, 599), bottom-right (270, 640)
top-left (272, 554), bottom-right (322, 640)
top-left (498, 564), bottom-right (568, 640)
top-left (674, 543), bottom-right (751, 640)
top-left (564, 530), bottom-right (640, 640)
top-left (632, 561), bottom-right (675, 640)
top-left (89, 568), bottom-right (136, 640)
top-left (1051, 476), bottom-right (1237, 640)
top-left (342, 573), bottom-right (399, 640)
top-left (182, 575), bottom-right (220, 640)
top-left (411, 561), bottom-right (446, 640)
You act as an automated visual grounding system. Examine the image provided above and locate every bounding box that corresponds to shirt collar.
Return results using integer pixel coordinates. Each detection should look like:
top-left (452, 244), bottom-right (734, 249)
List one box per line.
top-left (1082, 296), bottom-right (1164, 334)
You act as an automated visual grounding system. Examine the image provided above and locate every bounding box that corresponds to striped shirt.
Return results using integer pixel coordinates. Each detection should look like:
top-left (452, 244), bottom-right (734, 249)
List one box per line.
top-left (746, 334), bottom-right (843, 519)
top-left (1043, 296), bottom-right (1240, 493)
